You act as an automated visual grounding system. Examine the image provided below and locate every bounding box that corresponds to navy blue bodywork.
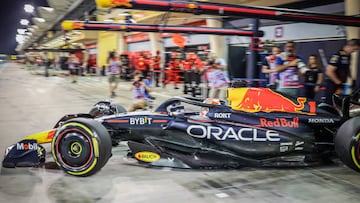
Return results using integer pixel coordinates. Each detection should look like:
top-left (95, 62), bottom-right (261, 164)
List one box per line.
top-left (3, 88), bottom-right (359, 170)
top-left (96, 95), bottom-right (344, 168)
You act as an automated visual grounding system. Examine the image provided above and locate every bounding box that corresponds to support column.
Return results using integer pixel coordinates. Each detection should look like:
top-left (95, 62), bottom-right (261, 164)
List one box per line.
top-left (97, 31), bottom-right (120, 67)
top-left (149, 33), bottom-right (163, 55)
top-left (47, 31), bottom-right (54, 60)
top-left (118, 32), bottom-right (128, 54)
top-left (345, 0), bottom-right (360, 83)
top-left (246, 18), bottom-right (260, 82)
top-left (96, 13), bottom-right (121, 67)
top-left (206, 19), bottom-right (225, 58)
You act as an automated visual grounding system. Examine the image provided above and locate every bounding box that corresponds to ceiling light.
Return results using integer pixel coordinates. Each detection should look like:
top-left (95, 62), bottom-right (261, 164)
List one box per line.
top-left (24, 4), bottom-right (34, 13)
top-left (20, 19), bottom-right (29, 26)
top-left (17, 29), bottom-right (27, 35)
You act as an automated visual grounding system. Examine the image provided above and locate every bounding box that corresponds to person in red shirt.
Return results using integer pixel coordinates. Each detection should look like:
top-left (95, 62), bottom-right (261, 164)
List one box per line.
top-left (183, 54), bottom-right (197, 94)
top-left (151, 50), bottom-right (161, 87)
top-left (164, 52), bottom-right (181, 89)
top-left (183, 54), bottom-right (203, 97)
top-left (135, 52), bottom-right (147, 76)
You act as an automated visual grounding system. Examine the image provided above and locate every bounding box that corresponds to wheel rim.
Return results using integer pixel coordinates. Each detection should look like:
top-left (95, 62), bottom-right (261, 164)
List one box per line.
top-left (70, 142), bottom-right (83, 155)
top-left (55, 128), bottom-right (94, 170)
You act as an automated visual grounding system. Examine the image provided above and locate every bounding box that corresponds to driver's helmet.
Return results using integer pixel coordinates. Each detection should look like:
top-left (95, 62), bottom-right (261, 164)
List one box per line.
top-left (200, 98), bottom-right (221, 116)
top-left (203, 98), bottom-right (221, 105)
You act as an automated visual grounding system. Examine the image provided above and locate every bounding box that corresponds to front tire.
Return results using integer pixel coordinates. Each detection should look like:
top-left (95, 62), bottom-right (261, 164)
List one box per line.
top-left (51, 118), bottom-right (112, 176)
top-left (334, 117), bottom-right (360, 173)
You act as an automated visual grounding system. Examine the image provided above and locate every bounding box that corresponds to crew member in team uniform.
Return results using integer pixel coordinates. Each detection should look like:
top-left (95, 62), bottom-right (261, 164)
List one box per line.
top-left (151, 50), bottom-right (161, 87)
top-left (325, 39), bottom-right (360, 104)
top-left (300, 54), bottom-right (323, 100)
top-left (164, 52), bottom-right (181, 89)
top-left (183, 53), bottom-right (201, 94)
top-left (136, 52), bottom-right (148, 77)
top-left (262, 46), bottom-right (281, 89)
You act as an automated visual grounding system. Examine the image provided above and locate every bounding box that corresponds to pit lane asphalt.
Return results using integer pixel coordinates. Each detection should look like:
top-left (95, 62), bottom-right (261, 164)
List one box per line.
top-left (1, 63), bottom-right (360, 203)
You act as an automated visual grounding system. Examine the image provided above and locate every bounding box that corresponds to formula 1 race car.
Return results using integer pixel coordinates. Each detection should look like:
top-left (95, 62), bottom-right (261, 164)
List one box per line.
top-left (2, 87), bottom-right (360, 177)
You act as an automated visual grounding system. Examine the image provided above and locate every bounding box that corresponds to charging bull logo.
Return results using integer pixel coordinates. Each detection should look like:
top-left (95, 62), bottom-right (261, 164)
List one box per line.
top-left (111, 0), bottom-right (133, 8)
top-left (188, 3), bottom-right (198, 9)
top-left (228, 88), bottom-right (307, 114)
top-left (61, 21), bottom-right (84, 30)
top-left (96, 0), bottom-right (132, 8)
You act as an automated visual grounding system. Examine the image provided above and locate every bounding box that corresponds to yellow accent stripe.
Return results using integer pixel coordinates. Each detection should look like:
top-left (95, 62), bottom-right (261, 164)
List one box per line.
top-left (62, 122), bottom-right (93, 135)
top-left (92, 138), bottom-right (99, 157)
top-left (22, 129), bottom-right (55, 144)
top-left (351, 133), bottom-right (360, 169)
top-left (68, 159), bottom-right (98, 176)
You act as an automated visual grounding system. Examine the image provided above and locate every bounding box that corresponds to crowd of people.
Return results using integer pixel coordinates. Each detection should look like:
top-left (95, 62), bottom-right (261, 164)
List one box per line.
top-left (60, 38), bottom-right (359, 111)
top-left (98, 50), bottom-right (229, 111)
top-left (261, 39), bottom-right (360, 104)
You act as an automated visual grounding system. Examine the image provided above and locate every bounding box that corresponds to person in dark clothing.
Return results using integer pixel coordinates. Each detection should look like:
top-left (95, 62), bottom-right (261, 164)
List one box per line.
top-left (325, 39), bottom-right (360, 104)
top-left (301, 55), bottom-right (323, 99)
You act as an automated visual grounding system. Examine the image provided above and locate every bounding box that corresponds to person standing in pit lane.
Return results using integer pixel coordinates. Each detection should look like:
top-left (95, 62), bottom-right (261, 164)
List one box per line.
top-left (136, 52), bottom-right (148, 77)
top-left (325, 39), bottom-right (360, 105)
top-left (164, 52), bottom-right (181, 89)
top-left (151, 50), bottom-right (161, 87)
top-left (108, 51), bottom-right (121, 98)
top-left (206, 53), bottom-right (230, 102)
top-left (300, 54), bottom-right (324, 100)
top-left (262, 46), bottom-right (281, 89)
top-left (271, 41), bottom-right (308, 97)
top-left (67, 53), bottom-right (80, 83)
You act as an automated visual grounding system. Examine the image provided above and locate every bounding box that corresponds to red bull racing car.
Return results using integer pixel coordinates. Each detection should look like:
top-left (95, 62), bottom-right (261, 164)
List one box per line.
top-left (2, 87), bottom-right (360, 176)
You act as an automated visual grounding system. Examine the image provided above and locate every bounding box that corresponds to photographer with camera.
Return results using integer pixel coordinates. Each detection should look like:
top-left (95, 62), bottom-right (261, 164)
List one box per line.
top-left (128, 71), bottom-right (153, 112)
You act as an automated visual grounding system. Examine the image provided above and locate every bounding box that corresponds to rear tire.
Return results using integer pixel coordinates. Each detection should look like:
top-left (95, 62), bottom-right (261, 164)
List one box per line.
top-left (51, 118), bottom-right (112, 176)
top-left (334, 117), bottom-right (360, 173)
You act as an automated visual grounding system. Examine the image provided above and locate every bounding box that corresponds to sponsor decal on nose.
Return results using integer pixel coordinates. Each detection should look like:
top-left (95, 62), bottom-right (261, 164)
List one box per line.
top-left (135, 152), bottom-right (160, 162)
top-left (259, 117), bottom-right (299, 128)
top-left (16, 142), bottom-right (38, 151)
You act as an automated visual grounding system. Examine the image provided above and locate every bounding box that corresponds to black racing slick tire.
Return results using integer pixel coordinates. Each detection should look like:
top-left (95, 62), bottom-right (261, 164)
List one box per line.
top-left (51, 118), bottom-right (112, 177)
top-left (334, 117), bottom-right (360, 173)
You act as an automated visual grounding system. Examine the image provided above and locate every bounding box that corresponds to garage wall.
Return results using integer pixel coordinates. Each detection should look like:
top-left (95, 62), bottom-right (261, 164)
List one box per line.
top-left (260, 23), bottom-right (345, 42)
top-left (163, 34), bottom-right (210, 48)
top-left (127, 41), bottom-right (151, 52)
top-left (226, 22), bottom-right (345, 45)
